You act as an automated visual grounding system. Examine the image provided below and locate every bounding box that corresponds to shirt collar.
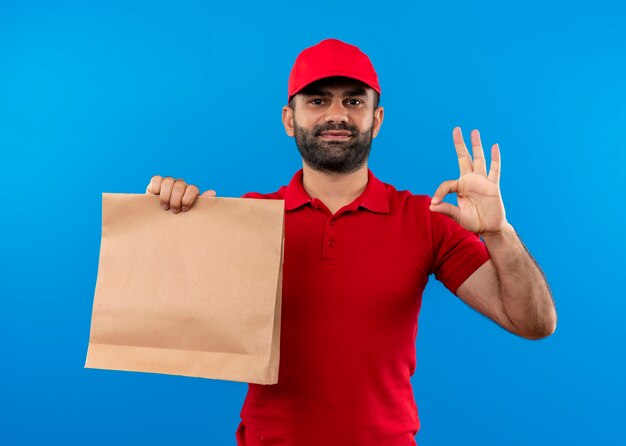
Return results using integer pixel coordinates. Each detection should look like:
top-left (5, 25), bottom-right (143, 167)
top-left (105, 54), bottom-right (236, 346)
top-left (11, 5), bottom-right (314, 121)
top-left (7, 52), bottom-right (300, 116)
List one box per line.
top-left (284, 168), bottom-right (390, 214)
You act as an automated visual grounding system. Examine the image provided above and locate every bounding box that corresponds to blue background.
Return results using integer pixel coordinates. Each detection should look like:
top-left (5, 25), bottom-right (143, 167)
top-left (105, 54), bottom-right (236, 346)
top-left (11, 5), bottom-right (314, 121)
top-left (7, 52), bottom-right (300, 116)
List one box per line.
top-left (1, 0), bottom-right (624, 444)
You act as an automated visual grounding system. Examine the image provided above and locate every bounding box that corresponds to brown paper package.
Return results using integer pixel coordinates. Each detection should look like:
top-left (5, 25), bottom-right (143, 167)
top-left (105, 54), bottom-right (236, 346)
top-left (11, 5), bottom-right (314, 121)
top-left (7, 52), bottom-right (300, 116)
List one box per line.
top-left (85, 194), bottom-right (284, 385)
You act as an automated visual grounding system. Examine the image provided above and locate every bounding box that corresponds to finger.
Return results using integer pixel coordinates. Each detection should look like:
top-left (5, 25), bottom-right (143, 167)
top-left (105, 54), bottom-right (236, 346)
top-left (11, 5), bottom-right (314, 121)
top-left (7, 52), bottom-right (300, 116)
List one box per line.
top-left (487, 143), bottom-right (501, 184)
top-left (146, 175), bottom-right (163, 195)
top-left (201, 190), bottom-right (217, 197)
top-left (453, 126), bottom-right (473, 176)
top-left (430, 179), bottom-right (459, 205)
top-left (429, 201), bottom-right (462, 224)
top-left (470, 129), bottom-right (486, 176)
top-left (159, 177), bottom-right (175, 210)
top-left (181, 185), bottom-right (200, 212)
top-left (169, 180), bottom-right (187, 213)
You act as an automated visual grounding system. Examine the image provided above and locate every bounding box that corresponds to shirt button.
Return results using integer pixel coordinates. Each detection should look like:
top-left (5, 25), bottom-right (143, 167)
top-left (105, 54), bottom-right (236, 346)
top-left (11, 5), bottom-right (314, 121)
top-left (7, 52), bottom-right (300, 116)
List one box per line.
top-left (329, 220), bottom-right (335, 226)
top-left (328, 239), bottom-right (336, 247)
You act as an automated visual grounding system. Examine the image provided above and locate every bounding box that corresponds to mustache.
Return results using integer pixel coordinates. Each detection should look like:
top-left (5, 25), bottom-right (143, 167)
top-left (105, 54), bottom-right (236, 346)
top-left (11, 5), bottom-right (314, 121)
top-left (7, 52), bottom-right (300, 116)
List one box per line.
top-left (313, 123), bottom-right (359, 137)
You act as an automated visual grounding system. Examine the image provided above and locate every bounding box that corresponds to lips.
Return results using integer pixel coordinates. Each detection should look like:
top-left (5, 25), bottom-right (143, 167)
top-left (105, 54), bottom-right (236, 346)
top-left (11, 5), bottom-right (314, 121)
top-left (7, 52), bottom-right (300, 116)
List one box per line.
top-left (318, 130), bottom-right (352, 140)
top-left (320, 130), bottom-right (352, 136)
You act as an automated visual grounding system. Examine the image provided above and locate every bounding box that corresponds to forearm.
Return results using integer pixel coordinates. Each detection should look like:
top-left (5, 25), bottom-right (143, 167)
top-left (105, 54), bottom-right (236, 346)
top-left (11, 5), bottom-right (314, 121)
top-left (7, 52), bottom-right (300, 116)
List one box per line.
top-left (482, 222), bottom-right (557, 339)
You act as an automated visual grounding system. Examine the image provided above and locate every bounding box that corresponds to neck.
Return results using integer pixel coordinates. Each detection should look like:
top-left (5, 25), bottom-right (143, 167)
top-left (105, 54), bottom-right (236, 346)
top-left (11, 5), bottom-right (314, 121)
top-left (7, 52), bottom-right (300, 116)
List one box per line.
top-left (301, 162), bottom-right (369, 214)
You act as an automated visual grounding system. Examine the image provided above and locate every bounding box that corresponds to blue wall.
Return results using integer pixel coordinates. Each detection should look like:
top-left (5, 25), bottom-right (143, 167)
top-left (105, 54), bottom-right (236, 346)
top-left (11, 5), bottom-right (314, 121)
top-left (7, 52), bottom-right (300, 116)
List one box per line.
top-left (1, 1), bottom-right (624, 444)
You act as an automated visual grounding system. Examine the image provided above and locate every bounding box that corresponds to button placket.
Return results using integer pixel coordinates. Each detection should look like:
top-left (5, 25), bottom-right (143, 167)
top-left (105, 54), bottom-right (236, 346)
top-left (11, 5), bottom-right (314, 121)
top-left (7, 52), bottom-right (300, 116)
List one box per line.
top-left (321, 216), bottom-right (338, 259)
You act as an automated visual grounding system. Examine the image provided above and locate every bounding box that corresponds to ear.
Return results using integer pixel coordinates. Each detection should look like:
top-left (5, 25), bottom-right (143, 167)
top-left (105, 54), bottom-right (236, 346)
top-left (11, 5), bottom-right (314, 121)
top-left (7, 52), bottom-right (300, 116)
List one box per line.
top-left (282, 105), bottom-right (295, 137)
top-left (372, 106), bottom-right (384, 138)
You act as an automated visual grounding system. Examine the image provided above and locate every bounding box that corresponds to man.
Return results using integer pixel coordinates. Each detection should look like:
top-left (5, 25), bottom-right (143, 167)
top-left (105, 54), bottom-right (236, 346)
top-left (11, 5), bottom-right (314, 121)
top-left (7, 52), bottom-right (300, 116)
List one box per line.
top-left (146, 39), bottom-right (557, 445)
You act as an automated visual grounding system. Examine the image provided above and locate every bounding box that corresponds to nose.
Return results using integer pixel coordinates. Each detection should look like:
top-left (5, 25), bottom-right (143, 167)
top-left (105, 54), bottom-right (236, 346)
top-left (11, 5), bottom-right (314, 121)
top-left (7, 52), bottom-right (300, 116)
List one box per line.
top-left (324, 99), bottom-right (348, 124)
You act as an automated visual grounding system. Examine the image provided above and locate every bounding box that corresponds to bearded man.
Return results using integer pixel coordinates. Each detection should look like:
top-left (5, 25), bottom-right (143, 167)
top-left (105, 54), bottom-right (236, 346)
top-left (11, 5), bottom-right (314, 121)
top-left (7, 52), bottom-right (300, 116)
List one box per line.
top-left (146, 38), bottom-right (557, 446)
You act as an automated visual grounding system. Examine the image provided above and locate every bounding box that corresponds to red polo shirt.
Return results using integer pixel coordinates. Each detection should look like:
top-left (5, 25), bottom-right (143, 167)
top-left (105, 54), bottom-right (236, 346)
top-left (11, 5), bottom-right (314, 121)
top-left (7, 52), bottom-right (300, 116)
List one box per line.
top-left (236, 169), bottom-right (490, 446)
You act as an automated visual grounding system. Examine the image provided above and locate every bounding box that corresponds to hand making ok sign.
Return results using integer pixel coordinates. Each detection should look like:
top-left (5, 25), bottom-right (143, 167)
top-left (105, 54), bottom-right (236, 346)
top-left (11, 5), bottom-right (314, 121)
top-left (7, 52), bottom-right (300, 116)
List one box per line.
top-left (429, 127), bottom-right (508, 236)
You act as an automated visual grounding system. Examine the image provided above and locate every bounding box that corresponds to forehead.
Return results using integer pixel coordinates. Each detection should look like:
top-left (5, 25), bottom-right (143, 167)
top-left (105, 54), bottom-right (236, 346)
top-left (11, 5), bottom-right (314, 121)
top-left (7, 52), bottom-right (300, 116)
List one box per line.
top-left (298, 76), bottom-right (372, 96)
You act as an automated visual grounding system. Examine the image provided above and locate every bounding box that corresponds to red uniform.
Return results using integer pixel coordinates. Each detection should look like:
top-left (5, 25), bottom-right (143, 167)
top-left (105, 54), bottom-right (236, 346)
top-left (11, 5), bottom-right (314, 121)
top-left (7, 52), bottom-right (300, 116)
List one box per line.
top-left (236, 168), bottom-right (490, 445)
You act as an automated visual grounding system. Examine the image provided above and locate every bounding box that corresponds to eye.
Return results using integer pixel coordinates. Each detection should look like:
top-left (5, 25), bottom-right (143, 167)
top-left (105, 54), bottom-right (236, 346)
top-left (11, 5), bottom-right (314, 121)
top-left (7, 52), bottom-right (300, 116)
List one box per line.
top-left (346, 98), bottom-right (362, 106)
top-left (309, 98), bottom-right (324, 105)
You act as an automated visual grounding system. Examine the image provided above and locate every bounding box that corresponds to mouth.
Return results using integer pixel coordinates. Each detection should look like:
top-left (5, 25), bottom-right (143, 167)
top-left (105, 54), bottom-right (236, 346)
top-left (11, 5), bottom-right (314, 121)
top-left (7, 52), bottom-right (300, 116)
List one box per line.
top-left (318, 130), bottom-right (353, 141)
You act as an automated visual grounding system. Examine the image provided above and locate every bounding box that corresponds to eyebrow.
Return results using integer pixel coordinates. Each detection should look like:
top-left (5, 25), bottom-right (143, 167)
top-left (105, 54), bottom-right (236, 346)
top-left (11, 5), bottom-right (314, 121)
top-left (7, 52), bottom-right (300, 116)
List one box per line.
top-left (300, 87), bottom-right (368, 97)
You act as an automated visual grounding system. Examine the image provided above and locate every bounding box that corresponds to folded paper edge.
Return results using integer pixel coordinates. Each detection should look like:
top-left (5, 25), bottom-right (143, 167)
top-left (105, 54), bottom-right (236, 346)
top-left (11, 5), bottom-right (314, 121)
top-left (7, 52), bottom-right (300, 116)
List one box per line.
top-left (85, 342), bottom-right (278, 385)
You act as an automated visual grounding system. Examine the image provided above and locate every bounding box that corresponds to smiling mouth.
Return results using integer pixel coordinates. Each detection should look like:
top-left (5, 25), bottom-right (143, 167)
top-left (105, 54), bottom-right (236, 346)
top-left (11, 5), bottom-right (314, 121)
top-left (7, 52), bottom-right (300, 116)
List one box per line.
top-left (318, 131), bottom-right (352, 141)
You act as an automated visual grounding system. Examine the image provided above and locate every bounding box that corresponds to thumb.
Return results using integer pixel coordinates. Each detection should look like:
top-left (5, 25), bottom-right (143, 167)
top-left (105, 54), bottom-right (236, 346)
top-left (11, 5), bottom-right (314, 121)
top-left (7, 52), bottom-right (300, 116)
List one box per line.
top-left (429, 201), bottom-right (461, 224)
top-left (201, 189), bottom-right (217, 197)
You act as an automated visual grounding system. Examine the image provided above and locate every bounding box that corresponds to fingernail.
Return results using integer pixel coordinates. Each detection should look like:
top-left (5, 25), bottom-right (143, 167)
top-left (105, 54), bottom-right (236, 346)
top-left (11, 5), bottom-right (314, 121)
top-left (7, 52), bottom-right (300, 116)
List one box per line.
top-left (162, 204), bottom-right (169, 210)
top-left (431, 197), bottom-right (439, 204)
top-left (182, 206), bottom-right (189, 212)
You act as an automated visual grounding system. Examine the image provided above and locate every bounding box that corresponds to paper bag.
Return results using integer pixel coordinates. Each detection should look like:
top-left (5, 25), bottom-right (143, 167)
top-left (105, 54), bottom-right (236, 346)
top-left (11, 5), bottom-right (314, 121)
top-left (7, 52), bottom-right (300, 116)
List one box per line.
top-left (85, 193), bottom-right (284, 385)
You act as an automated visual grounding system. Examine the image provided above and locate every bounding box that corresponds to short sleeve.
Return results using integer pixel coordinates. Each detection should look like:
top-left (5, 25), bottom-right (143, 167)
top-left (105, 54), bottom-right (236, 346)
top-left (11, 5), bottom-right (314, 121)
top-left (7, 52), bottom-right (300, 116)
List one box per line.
top-left (429, 207), bottom-right (491, 294)
top-left (240, 191), bottom-right (284, 200)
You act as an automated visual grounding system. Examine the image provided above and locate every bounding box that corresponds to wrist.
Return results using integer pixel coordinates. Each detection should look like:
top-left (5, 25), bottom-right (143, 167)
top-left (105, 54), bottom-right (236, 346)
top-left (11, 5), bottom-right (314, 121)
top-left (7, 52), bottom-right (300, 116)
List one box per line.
top-left (481, 221), bottom-right (516, 244)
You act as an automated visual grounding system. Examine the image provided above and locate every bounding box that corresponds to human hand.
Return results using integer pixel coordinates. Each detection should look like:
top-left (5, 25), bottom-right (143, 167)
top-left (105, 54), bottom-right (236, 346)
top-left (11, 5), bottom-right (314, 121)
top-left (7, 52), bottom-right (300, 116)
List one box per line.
top-left (429, 127), bottom-right (507, 235)
top-left (146, 175), bottom-right (217, 214)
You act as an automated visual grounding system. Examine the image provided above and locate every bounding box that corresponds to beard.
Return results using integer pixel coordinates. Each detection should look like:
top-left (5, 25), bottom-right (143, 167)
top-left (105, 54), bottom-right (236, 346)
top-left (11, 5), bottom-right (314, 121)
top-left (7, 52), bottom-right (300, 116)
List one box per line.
top-left (293, 118), bottom-right (373, 174)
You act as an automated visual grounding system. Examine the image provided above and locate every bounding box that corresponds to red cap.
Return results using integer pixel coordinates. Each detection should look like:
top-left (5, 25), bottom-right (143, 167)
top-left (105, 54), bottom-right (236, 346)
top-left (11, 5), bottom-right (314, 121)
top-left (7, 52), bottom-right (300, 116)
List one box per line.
top-left (287, 38), bottom-right (381, 103)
